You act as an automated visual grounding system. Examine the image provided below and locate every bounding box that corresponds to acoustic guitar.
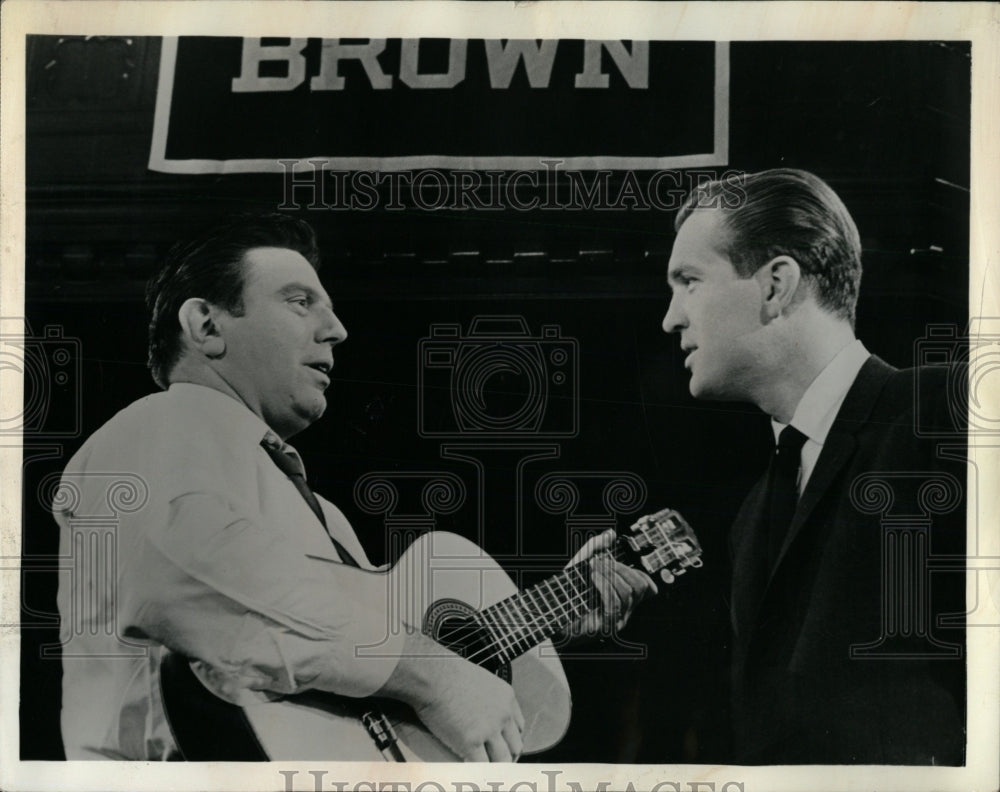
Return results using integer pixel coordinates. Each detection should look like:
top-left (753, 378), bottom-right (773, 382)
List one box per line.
top-left (161, 508), bottom-right (702, 761)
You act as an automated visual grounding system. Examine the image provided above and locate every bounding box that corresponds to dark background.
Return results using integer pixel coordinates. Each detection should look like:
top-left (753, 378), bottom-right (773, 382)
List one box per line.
top-left (20, 37), bottom-right (970, 763)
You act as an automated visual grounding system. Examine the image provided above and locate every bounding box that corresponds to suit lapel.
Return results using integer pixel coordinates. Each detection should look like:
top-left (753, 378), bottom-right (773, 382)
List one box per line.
top-left (731, 356), bottom-right (898, 651)
top-left (769, 432), bottom-right (855, 571)
top-left (730, 477), bottom-right (770, 641)
top-left (769, 355), bottom-right (896, 575)
top-left (733, 428), bottom-right (857, 649)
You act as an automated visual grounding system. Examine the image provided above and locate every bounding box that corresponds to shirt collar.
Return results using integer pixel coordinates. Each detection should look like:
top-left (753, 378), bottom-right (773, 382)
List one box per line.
top-left (166, 382), bottom-right (274, 446)
top-left (771, 339), bottom-right (870, 445)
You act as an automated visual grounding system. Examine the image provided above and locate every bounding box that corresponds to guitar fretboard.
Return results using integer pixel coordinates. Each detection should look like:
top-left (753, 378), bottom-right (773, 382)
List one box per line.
top-left (472, 552), bottom-right (606, 665)
top-left (459, 509), bottom-right (700, 669)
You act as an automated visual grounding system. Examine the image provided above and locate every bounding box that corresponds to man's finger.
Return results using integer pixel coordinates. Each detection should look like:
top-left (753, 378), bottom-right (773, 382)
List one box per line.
top-left (502, 719), bottom-right (524, 761)
top-left (600, 561), bottom-right (631, 612)
top-left (613, 563), bottom-right (659, 598)
top-left (589, 558), bottom-right (661, 632)
top-left (595, 558), bottom-right (657, 610)
top-left (589, 561), bottom-right (622, 612)
top-left (567, 528), bottom-right (616, 565)
top-left (466, 745), bottom-right (489, 762)
top-left (485, 734), bottom-right (513, 762)
top-left (512, 697), bottom-right (525, 731)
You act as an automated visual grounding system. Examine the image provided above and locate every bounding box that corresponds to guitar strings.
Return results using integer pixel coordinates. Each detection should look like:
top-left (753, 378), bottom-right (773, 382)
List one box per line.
top-left (446, 530), bottom-right (702, 668)
top-left (432, 544), bottom-right (640, 668)
top-left (470, 566), bottom-right (595, 666)
top-left (426, 518), bottom-right (700, 666)
top-left (429, 529), bottom-right (698, 660)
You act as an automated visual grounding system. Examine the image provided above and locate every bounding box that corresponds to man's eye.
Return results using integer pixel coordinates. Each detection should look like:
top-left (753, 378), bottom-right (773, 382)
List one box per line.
top-left (290, 297), bottom-right (309, 307)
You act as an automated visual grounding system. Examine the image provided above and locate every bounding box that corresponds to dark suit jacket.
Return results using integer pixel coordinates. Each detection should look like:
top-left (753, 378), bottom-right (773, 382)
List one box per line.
top-left (729, 356), bottom-right (966, 764)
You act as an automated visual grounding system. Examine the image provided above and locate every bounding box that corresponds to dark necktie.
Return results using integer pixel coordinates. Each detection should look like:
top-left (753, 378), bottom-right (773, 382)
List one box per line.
top-left (767, 424), bottom-right (808, 565)
top-left (260, 433), bottom-right (360, 568)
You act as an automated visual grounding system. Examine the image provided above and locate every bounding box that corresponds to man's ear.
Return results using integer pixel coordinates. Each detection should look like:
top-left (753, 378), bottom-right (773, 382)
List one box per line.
top-left (755, 255), bottom-right (802, 321)
top-left (177, 298), bottom-right (226, 358)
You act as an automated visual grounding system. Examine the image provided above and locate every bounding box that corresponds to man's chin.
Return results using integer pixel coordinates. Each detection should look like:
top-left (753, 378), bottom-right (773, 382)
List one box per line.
top-left (687, 373), bottom-right (705, 399)
top-left (302, 396), bottom-right (327, 422)
top-left (688, 374), bottom-right (721, 401)
top-left (281, 398), bottom-right (326, 436)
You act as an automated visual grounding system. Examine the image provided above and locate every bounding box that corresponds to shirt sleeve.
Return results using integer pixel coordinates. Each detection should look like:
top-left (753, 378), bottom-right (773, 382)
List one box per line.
top-left (126, 490), bottom-right (407, 699)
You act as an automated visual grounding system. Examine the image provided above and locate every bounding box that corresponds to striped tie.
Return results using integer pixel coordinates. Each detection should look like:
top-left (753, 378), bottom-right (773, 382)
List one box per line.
top-left (260, 432), bottom-right (360, 568)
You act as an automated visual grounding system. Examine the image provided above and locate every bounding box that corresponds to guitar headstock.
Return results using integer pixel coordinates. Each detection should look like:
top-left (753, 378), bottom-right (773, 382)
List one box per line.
top-left (618, 507), bottom-right (703, 577)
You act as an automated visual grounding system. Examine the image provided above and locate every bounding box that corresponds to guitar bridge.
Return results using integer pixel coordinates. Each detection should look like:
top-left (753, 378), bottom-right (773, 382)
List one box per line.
top-left (362, 709), bottom-right (402, 755)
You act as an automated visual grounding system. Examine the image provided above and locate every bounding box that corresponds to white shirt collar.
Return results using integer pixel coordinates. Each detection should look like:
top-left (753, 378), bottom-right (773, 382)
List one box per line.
top-left (771, 339), bottom-right (870, 446)
top-left (166, 382), bottom-right (273, 445)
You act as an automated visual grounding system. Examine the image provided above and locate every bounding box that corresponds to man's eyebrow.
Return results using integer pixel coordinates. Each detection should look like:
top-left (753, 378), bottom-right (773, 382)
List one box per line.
top-left (667, 263), bottom-right (696, 283)
top-left (277, 282), bottom-right (333, 308)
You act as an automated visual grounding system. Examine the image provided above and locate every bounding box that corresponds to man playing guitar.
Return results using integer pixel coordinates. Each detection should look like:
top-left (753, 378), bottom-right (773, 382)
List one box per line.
top-left (54, 214), bottom-right (662, 762)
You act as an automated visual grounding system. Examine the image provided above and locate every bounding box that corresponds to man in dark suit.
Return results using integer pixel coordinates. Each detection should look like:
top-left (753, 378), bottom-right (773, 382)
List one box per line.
top-left (661, 169), bottom-right (966, 764)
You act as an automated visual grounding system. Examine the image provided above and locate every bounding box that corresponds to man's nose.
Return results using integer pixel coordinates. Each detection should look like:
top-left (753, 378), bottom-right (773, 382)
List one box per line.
top-left (318, 307), bottom-right (348, 345)
top-left (662, 296), bottom-right (685, 334)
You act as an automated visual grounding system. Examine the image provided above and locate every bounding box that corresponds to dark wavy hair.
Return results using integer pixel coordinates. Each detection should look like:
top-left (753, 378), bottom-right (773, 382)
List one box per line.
top-left (145, 213), bottom-right (321, 388)
top-left (676, 169), bottom-right (863, 324)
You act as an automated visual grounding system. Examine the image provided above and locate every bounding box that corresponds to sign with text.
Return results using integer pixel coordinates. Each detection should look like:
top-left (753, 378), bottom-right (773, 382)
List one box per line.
top-left (149, 37), bottom-right (728, 173)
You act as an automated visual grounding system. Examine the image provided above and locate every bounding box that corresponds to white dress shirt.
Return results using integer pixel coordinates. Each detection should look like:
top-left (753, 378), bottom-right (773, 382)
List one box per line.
top-left (55, 383), bottom-right (405, 759)
top-left (771, 339), bottom-right (871, 496)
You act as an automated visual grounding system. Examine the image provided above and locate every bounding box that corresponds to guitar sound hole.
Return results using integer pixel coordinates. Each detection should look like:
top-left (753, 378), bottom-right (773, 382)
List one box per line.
top-left (423, 599), bottom-right (512, 682)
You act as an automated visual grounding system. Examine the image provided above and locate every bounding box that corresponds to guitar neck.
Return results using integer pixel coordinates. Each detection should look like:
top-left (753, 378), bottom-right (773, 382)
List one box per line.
top-left (471, 549), bottom-right (610, 664)
top-left (443, 509), bottom-right (702, 670)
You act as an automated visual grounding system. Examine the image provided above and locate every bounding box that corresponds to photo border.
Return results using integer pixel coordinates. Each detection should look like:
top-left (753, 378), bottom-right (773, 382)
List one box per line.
top-left (2, 3), bottom-right (997, 792)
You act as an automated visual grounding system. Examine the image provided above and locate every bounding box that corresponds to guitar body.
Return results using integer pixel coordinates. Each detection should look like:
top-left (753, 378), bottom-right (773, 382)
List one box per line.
top-left (163, 510), bottom-right (701, 761)
top-left (171, 532), bottom-right (571, 761)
